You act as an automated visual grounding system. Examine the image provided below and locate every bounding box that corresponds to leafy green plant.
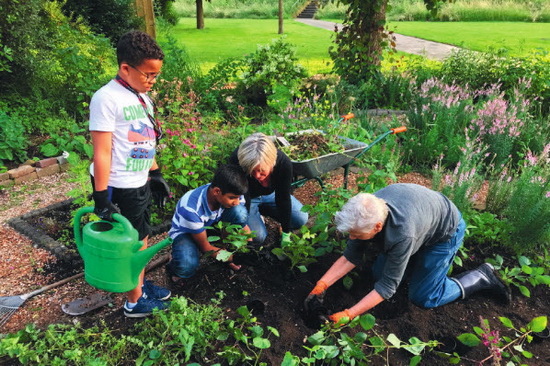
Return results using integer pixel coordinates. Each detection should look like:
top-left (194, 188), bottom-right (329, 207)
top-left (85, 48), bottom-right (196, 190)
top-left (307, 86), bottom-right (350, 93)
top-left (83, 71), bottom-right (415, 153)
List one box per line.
top-left (0, 321), bottom-right (128, 365)
top-left (301, 313), bottom-right (438, 365)
top-left (0, 110), bottom-right (28, 163)
top-left (238, 37), bottom-right (306, 108)
top-left (39, 121), bottom-right (93, 159)
top-left (208, 221), bottom-right (255, 263)
top-left (272, 228), bottom-right (317, 273)
top-left (218, 305), bottom-right (280, 366)
top-left (154, 79), bottom-right (221, 196)
top-left (129, 297), bottom-right (228, 365)
top-left (488, 255), bottom-right (550, 298)
top-left (465, 211), bottom-right (507, 247)
top-left (452, 315), bottom-right (547, 365)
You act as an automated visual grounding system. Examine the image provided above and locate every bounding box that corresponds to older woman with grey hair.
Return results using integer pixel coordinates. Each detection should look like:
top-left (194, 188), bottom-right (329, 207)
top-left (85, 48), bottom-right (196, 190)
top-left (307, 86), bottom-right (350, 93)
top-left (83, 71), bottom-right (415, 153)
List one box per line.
top-left (229, 132), bottom-right (308, 246)
top-left (305, 183), bottom-right (510, 324)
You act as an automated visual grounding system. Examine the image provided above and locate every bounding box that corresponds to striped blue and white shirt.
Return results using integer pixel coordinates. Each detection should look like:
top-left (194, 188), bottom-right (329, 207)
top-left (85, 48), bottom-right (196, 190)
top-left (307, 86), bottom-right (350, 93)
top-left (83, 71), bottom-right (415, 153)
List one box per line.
top-left (169, 184), bottom-right (245, 240)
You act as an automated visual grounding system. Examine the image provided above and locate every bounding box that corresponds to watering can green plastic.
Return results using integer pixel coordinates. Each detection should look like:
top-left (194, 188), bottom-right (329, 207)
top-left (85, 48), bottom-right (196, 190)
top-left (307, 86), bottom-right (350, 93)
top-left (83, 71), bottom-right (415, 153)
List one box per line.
top-left (73, 207), bottom-right (172, 293)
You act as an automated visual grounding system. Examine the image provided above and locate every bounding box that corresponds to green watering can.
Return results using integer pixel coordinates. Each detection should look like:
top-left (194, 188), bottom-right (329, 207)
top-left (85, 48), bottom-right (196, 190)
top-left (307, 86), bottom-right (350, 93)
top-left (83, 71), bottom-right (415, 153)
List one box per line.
top-left (73, 207), bottom-right (172, 293)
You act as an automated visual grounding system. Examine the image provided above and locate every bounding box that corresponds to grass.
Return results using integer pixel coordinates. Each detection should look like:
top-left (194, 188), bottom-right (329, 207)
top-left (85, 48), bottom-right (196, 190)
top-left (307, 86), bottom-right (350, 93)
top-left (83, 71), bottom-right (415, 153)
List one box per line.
top-left (388, 21), bottom-right (550, 56)
top-left (164, 18), bottom-right (549, 73)
top-left (166, 18), bottom-right (336, 74)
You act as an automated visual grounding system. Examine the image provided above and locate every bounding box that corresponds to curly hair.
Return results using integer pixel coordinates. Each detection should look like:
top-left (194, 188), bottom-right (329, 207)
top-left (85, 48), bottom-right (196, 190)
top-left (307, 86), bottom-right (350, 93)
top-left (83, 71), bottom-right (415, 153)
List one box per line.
top-left (116, 30), bottom-right (164, 67)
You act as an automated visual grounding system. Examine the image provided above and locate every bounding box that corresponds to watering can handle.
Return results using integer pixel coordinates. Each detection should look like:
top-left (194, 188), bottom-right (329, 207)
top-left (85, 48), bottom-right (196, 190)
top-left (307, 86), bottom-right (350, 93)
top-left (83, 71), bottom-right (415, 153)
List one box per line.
top-left (73, 207), bottom-right (135, 249)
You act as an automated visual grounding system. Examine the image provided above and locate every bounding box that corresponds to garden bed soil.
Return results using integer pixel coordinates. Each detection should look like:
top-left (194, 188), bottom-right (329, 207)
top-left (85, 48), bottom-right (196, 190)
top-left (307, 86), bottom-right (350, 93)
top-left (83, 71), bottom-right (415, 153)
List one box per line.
top-left (1, 171), bottom-right (549, 365)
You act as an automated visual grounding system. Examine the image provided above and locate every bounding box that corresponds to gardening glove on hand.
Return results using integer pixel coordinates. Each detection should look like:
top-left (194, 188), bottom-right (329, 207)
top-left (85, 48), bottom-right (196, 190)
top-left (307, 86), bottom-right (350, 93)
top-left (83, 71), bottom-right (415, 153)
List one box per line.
top-left (329, 309), bottom-right (353, 323)
top-left (280, 232), bottom-right (292, 247)
top-left (149, 168), bottom-right (171, 208)
top-left (304, 280), bottom-right (328, 313)
top-left (92, 190), bottom-right (120, 221)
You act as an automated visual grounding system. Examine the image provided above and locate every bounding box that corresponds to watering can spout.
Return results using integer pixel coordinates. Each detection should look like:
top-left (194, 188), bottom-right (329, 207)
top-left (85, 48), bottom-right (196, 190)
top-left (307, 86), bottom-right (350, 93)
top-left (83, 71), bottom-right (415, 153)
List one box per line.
top-left (131, 238), bottom-right (172, 279)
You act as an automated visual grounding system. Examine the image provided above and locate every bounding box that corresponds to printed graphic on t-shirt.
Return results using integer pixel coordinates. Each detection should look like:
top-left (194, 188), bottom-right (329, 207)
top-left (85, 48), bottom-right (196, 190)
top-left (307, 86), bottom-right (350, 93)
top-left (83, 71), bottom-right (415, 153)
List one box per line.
top-left (125, 121), bottom-right (155, 172)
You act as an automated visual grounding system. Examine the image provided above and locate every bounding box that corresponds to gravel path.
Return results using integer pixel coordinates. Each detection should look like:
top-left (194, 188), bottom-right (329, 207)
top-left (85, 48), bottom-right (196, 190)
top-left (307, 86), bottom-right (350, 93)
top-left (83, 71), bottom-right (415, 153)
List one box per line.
top-left (295, 18), bottom-right (460, 60)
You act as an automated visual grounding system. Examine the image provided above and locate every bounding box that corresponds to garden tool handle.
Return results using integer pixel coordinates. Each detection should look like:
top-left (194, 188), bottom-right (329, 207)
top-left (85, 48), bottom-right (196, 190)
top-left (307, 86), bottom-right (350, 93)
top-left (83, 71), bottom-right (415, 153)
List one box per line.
top-left (341, 113), bottom-right (355, 121)
top-left (391, 126), bottom-right (407, 134)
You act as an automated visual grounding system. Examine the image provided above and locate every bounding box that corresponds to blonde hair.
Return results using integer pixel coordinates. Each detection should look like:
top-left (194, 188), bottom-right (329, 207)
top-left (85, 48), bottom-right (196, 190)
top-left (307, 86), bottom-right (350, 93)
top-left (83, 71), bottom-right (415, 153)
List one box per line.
top-left (237, 133), bottom-right (277, 174)
top-left (335, 193), bottom-right (389, 234)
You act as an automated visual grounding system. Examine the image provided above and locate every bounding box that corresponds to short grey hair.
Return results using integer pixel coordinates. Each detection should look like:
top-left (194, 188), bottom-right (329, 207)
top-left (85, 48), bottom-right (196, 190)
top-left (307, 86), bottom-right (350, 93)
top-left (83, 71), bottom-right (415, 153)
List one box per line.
top-left (335, 193), bottom-right (389, 233)
top-left (237, 133), bottom-right (277, 175)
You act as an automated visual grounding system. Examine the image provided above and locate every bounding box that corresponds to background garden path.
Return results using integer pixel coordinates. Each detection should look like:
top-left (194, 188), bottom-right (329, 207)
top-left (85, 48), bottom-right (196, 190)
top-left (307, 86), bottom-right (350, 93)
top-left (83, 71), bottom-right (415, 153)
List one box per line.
top-left (295, 18), bottom-right (460, 60)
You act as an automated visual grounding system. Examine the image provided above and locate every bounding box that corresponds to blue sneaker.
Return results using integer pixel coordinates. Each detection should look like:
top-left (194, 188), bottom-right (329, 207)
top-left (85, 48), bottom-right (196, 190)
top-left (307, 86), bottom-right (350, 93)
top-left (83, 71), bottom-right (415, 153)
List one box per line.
top-left (123, 296), bottom-right (169, 318)
top-left (142, 279), bottom-right (171, 301)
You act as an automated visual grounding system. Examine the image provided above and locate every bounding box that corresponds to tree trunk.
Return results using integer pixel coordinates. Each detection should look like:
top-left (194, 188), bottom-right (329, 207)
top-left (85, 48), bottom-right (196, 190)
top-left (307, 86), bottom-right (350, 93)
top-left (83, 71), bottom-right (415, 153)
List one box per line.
top-left (330, 0), bottom-right (388, 83)
top-left (278, 0), bottom-right (283, 34)
top-left (196, 0), bottom-right (204, 29)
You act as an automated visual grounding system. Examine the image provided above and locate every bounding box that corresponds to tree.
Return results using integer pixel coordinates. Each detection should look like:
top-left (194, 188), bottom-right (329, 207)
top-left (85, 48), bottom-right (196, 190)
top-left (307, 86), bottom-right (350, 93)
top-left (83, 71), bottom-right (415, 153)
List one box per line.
top-left (327, 0), bottom-right (448, 84)
top-left (278, 0), bottom-right (284, 34)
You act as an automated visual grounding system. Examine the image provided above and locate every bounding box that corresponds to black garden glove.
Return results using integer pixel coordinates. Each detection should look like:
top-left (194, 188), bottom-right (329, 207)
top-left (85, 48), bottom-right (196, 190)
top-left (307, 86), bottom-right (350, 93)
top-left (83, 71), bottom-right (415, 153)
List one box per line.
top-left (92, 190), bottom-right (120, 221)
top-left (149, 168), bottom-right (171, 208)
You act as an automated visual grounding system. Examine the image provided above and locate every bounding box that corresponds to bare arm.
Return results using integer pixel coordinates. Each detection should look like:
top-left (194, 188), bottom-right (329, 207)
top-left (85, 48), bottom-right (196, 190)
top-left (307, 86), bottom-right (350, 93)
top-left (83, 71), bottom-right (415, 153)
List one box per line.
top-left (191, 230), bottom-right (220, 255)
top-left (319, 256), bottom-right (357, 287)
top-left (191, 230), bottom-right (241, 270)
top-left (347, 289), bottom-right (385, 318)
top-left (91, 131), bottom-right (112, 190)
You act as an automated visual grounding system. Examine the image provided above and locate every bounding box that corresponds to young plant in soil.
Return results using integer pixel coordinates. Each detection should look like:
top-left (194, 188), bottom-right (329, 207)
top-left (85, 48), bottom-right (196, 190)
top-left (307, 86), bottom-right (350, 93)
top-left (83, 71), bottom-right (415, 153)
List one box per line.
top-left (452, 315), bottom-right (548, 365)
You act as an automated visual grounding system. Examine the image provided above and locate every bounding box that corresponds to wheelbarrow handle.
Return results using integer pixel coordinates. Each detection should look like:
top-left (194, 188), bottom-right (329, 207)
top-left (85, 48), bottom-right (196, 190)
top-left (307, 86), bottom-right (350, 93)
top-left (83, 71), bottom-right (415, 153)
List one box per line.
top-left (341, 113), bottom-right (355, 121)
top-left (391, 126), bottom-right (407, 134)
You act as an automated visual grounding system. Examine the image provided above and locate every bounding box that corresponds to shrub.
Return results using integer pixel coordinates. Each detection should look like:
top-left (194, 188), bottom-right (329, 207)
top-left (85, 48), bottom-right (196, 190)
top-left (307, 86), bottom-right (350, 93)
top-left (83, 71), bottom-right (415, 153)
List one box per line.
top-left (0, 110), bottom-right (28, 164)
top-left (1, 0), bottom-right (116, 120)
top-left (501, 147), bottom-right (550, 254)
top-left (403, 78), bottom-right (475, 168)
top-left (238, 37), bottom-right (307, 108)
top-left (61, 0), bottom-right (142, 44)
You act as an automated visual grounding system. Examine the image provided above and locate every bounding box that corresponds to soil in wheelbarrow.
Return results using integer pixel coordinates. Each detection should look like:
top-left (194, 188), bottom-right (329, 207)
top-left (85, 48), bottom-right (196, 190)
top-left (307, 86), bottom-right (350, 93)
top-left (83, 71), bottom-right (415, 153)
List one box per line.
top-left (278, 131), bottom-right (345, 161)
top-left (1, 172), bottom-right (550, 365)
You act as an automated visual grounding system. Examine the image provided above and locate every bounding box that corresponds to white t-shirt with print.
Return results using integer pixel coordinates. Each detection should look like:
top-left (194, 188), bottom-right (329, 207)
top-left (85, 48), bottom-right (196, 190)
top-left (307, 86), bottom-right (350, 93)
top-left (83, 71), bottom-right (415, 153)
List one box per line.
top-left (89, 79), bottom-right (156, 189)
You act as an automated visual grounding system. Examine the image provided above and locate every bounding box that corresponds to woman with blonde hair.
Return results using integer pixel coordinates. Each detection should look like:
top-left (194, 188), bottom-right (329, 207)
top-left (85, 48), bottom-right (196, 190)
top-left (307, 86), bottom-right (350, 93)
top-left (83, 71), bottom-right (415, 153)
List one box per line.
top-left (229, 132), bottom-right (308, 245)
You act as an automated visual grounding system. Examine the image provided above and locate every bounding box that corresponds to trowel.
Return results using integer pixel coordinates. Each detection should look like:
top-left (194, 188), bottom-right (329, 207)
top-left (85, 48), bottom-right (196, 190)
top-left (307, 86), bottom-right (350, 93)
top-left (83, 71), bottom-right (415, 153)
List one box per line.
top-left (62, 253), bottom-right (170, 316)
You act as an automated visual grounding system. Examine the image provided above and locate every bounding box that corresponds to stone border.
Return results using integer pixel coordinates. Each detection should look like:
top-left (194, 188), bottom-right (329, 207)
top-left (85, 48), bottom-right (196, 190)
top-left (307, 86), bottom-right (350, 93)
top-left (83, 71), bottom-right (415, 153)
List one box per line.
top-left (1, 156), bottom-right (70, 188)
top-left (7, 199), bottom-right (172, 263)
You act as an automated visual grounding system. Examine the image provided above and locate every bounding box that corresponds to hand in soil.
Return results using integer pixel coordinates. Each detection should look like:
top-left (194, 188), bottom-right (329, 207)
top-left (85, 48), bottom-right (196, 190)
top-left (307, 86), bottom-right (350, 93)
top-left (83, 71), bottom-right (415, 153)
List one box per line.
top-left (303, 295), bottom-right (329, 329)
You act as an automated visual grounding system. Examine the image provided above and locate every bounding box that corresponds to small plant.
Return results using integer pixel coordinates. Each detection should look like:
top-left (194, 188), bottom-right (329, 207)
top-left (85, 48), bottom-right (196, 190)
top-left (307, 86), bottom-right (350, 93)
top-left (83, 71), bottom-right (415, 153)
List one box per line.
top-left (465, 211), bottom-right (507, 247)
top-left (208, 221), bottom-right (255, 263)
top-left (301, 313), bottom-right (438, 365)
top-left (218, 305), bottom-right (280, 366)
top-left (488, 255), bottom-right (550, 297)
top-left (452, 315), bottom-right (548, 365)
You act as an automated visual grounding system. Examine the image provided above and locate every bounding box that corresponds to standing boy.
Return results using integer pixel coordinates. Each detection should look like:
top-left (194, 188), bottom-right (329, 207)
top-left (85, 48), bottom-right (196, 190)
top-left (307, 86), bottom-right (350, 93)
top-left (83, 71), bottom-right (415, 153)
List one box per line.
top-left (166, 164), bottom-right (250, 281)
top-left (89, 30), bottom-right (171, 318)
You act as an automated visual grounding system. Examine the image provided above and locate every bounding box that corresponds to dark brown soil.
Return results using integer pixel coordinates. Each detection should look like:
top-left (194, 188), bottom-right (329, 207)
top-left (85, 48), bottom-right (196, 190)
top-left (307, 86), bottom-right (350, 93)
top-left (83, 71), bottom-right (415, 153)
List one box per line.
top-left (2, 173), bottom-right (549, 365)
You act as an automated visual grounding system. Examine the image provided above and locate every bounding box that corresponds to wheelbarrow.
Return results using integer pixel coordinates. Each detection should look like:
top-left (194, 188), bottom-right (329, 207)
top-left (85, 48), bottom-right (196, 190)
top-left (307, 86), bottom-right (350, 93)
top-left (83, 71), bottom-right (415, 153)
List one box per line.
top-left (286, 113), bottom-right (407, 189)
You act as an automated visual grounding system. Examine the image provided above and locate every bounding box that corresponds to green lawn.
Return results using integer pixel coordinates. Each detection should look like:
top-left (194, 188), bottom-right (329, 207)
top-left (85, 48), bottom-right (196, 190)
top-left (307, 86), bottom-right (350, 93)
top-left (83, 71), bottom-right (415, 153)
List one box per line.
top-left (387, 21), bottom-right (550, 56)
top-left (165, 19), bottom-right (550, 73)
top-left (166, 18), bottom-right (335, 73)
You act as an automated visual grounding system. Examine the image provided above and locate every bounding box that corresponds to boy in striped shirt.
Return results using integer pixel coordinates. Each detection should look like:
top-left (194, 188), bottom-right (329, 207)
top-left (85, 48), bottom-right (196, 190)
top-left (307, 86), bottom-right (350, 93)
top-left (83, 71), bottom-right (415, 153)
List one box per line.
top-left (166, 164), bottom-right (250, 281)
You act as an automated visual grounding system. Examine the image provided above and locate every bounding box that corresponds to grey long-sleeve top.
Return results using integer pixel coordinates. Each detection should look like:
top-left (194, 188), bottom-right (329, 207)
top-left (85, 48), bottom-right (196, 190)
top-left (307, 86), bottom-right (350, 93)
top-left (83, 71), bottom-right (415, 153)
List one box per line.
top-left (343, 183), bottom-right (460, 299)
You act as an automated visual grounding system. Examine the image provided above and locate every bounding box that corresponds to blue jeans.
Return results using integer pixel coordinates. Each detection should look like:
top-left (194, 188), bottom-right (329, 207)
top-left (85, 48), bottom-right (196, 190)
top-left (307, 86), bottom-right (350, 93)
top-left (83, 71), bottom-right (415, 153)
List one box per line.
top-left (248, 192), bottom-right (309, 244)
top-left (167, 205), bottom-right (248, 278)
top-left (373, 218), bottom-right (466, 308)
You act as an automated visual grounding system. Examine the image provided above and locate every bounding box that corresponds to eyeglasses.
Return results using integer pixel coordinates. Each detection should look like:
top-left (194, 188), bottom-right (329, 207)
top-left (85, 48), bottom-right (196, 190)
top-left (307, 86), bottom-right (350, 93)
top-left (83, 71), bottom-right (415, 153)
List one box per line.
top-left (129, 64), bottom-right (161, 82)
